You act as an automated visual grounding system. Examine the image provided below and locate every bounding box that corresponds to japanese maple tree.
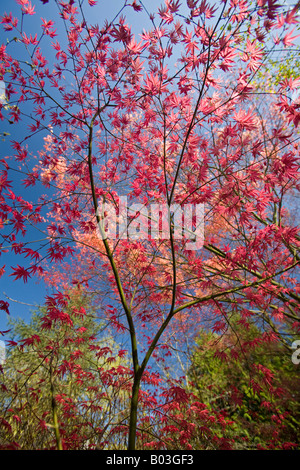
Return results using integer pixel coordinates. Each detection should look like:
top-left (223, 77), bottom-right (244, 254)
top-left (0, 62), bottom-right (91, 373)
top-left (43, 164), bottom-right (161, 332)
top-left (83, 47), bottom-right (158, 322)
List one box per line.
top-left (0, 0), bottom-right (299, 450)
top-left (0, 289), bottom-right (134, 450)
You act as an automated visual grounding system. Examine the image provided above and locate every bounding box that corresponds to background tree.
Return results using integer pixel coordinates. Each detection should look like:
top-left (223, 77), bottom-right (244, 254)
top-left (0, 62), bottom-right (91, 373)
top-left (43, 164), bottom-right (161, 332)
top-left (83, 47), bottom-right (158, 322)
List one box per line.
top-left (187, 322), bottom-right (300, 449)
top-left (0, 288), bottom-right (132, 450)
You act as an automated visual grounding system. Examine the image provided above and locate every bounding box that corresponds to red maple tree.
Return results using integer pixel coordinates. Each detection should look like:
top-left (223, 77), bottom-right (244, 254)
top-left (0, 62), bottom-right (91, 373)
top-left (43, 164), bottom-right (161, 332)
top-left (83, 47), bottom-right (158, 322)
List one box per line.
top-left (0, 0), bottom-right (299, 450)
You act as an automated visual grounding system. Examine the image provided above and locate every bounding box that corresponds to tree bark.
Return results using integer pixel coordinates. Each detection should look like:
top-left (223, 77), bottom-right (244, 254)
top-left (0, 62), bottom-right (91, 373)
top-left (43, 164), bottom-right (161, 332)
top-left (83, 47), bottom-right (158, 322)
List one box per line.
top-left (128, 372), bottom-right (142, 450)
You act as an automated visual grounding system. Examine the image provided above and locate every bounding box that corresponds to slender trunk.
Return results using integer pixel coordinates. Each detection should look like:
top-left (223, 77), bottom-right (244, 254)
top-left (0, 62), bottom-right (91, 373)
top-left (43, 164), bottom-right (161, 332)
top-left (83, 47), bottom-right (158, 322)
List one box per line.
top-left (51, 395), bottom-right (63, 450)
top-left (127, 372), bottom-right (142, 450)
top-left (50, 354), bottom-right (63, 450)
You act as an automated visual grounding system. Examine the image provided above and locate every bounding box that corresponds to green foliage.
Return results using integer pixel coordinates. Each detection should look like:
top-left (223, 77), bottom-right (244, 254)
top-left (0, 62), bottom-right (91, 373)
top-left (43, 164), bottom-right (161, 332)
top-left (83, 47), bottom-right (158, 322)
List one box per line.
top-left (0, 290), bottom-right (131, 450)
top-left (187, 323), bottom-right (300, 450)
top-left (254, 47), bottom-right (300, 92)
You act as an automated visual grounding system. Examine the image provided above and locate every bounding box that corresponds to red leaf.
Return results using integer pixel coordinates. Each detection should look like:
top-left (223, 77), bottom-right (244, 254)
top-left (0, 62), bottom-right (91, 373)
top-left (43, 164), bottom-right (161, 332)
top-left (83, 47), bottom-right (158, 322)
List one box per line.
top-left (10, 265), bottom-right (31, 283)
top-left (0, 300), bottom-right (10, 315)
top-left (20, 334), bottom-right (41, 347)
top-left (282, 28), bottom-right (300, 47)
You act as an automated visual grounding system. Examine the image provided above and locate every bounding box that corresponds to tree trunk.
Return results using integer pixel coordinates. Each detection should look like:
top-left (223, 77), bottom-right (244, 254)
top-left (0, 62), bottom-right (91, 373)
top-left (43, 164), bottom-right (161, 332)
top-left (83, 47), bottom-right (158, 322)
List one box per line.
top-left (127, 373), bottom-right (142, 450)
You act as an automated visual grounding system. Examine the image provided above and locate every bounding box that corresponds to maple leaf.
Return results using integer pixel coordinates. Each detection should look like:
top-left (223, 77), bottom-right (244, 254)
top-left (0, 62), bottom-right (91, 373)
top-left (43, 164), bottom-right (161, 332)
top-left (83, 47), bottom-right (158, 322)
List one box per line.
top-left (166, 386), bottom-right (189, 404)
top-left (0, 13), bottom-right (18, 31)
top-left (144, 73), bottom-right (166, 95)
top-left (77, 326), bottom-right (87, 334)
top-left (22, 32), bottom-right (38, 45)
top-left (5, 340), bottom-right (17, 347)
top-left (17, 0), bottom-right (36, 15)
top-left (0, 265), bottom-right (5, 279)
top-left (23, 248), bottom-right (41, 262)
top-left (20, 334), bottom-right (41, 347)
top-left (275, 13), bottom-right (285, 28)
top-left (159, 5), bottom-right (174, 23)
top-left (38, 420), bottom-right (48, 431)
top-left (10, 265), bottom-right (31, 283)
top-left (131, 1), bottom-right (142, 11)
top-left (127, 39), bottom-right (144, 54)
top-left (41, 18), bottom-right (57, 37)
top-left (233, 108), bottom-right (258, 130)
top-left (279, 76), bottom-right (300, 92)
top-left (11, 211), bottom-right (26, 235)
top-left (241, 39), bottom-right (264, 71)
top-left (0, 300), bottom-right (10, 315)
top-left (169, 0), bottom-right (181, 13)
top-left (219, 45), bottom-right (237, 71)
top-left (212, 320), bottom-right (226, 333)
top-left (285, 6), bottom-right (299, 24)
top-left (118, 349), bottom-right (127, 358)
top-left (282, 28), bottom-right (300, 47)
top-left (111, 19), bottom-right (132, 44)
